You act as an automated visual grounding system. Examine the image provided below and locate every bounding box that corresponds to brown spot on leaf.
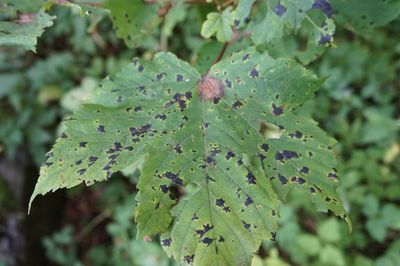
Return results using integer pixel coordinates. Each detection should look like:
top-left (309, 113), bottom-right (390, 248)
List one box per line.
top-left (198, 75), bottom-right (224, 101)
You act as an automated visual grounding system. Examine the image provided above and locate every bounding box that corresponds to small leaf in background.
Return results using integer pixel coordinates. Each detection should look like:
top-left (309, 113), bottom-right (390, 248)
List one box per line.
top-left (105, 0), bottom-right (161, 48)
top-left (296, 234), bottom-right (321, 256)
top-left (0, 10), bottom-right (55, 51)
top-left (162, 0), bottom-right (187, 38)
top-left (360, 109), bottom-right (399, 144)
top-left (362, 194), bottom-right (379, 218)
top-left (318, 218), bottom-right (341, 243)
top-left (366, 218), bottom-right (387, 243)
top-left (320, 245), bottom-right (345, 266)
top-left (201, 7), bottom-right (235, 42)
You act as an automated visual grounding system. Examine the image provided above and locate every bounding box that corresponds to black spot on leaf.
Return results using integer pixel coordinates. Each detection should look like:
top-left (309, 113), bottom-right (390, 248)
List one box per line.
top-left (156, 72), bottom-right (166, 81)
top-left (274, 4), bottom-right (287, 16)
top-left (161, 238), bottom-right (171, 246)
top-left (271, 232), bottom-right (276, 241)
top-left (164, 171), bottom-right (183, 186)
top-left (216, 198), bottom-right (225, 207)
top-left (79, 142), bottom-right (88, 148)
top-left (225, 151), bottom-right (235, 160)
top-left (174, 144), bottom-right (183, 154)
top-left (319, 34), bottom-right (333, 45)
top-left (289, 131), bottom-right (303, 139)
top-left (202, 237), bottom-right (213, 246)
top-left (160, 184), bottom-right (169, 193)
top-left (77, 168), bottom-right (86, 175)
top-left (184, 255), bottom-right (194, 264)
top-left (299, 166), bottom-right (309, 174)
top-left (155, 114), bottom-right (167, 120)
top-left (244, 195), bottom-right (253, 206)
top-left (278, 173), bottom-right (288, 185)
top-left (312, 0), bottom-right (333, 17)
top-left (225, 79), bottom-right (232, 88)
top-left (272, 104), bottom-right (284, 115)
top-left (246, 171), bottom-right (256, 184)
top-left (328, 172), bottom-right (338, 180)
top-left (260, 143), bottom-right (269, 152)
top-left (291, 176), bottom-right (306, 184)
top-left (97, 125), bottom-right (106, 133)
top-left (206, 175), bottom-right (216, 183)
top-left (276, 150), bottom-right (298, 160)
top-left (242, 221), bottom-right (251, 231)
top-left (88, 156), bottom-right (98, 166)
top-left (232, 100), bottom-right (243, 109)
top-left (250, 67), bottom-right (259, 78)
top-left (196, 224), bottom-right (213, 238)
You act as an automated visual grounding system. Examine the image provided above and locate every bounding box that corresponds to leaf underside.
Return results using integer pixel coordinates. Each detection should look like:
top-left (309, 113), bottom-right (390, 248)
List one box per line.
top-left (30, 49), bottom-right (346, 265)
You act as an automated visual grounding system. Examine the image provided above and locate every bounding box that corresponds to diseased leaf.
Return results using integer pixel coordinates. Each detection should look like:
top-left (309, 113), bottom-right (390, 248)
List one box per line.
top-left (251, 0), bottom-right (335, 46)
top-left (332, 0), bottom-right (400, 30)
top-left (104, 0), bottom-right (162, 48)
top-left (0, 10), bottom-right (55, 51)
top-left (30, 49), bottom-right (347, 265)
top-left (234, 0), bottom-right (256, 29)
top-left (201, 7), bottom-right (235, 43)
top-left (252, 11), bottom-right (284, 45)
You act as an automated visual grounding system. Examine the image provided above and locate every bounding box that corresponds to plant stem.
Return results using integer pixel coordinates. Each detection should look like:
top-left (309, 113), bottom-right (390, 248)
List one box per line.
top-left (212, 42), bottom-right (229, 65)
top-left (74, 210), bottom-right (111, 242)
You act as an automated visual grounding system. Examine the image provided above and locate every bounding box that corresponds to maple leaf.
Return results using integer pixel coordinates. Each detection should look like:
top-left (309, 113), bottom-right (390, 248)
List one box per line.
top-left (30, 48), bottom-right (347, 265)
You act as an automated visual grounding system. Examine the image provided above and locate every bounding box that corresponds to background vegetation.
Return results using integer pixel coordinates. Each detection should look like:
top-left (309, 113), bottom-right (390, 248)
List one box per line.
top-left (0, 0), bottom-right (399, 265)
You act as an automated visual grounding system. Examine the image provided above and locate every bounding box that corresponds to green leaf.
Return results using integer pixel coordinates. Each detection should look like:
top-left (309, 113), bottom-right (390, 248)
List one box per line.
top-left (1, 0), bottom-right (44, 13)
top-left (251, 0), bottom-right (335, 46)
top-left (361, 109), bottom-right (399, 144)
top-left (362, 194), bottom-right (379, 218)
top-left (332, 0), bottom-right (400, 30)
top-left (366, 218), bottom-right (387, 242)
top-left (0, 10), bottom-right (55, 51)
top-left (104, 0), bottom-right (161, 48)
top-left (30, 49), bottom-right (346, 265)
top-left (318, 218), bottom-right (341, 243)
top-left (162, 0), bottom-right (187, 38)
top-left (296, 234), bottom-right (321, 256)
top-left (319, 245), bottom-right (345, 266)
top-left (252, 11), bottom-right (284, 45)
top-left (234, 0), bottom-right (256, 29)
top-left (201, 7), bottom-right (234, 43)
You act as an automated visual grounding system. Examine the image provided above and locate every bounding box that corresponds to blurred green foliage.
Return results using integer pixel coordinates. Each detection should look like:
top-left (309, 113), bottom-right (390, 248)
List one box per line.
top-left (1, 0), bottom-right (399, 265)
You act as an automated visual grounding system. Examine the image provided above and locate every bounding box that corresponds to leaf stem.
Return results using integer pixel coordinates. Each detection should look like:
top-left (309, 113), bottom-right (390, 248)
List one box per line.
top-left (212, 41), bottom-right (229, 65)
top-left (74, 209), bottom-right (111, 242)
